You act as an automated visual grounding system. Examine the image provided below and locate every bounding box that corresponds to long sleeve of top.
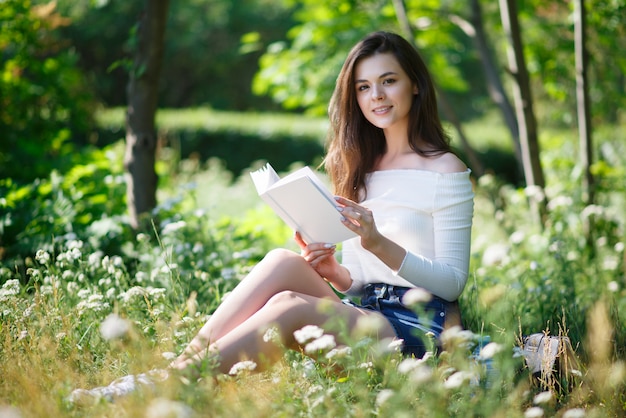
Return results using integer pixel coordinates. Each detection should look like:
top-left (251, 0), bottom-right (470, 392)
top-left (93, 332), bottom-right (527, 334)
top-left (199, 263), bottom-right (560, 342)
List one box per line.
top-left (341, 169), bottom-right (474, 302)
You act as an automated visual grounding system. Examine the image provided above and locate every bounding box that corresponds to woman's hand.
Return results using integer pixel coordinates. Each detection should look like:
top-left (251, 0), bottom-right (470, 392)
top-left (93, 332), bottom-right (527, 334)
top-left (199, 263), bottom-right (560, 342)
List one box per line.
top-left (334, 195), bottom-right (407, 273)
top-left (334, 196), bottom-right (384, 253)
top-left (294, 232), bottom-right (341, 275)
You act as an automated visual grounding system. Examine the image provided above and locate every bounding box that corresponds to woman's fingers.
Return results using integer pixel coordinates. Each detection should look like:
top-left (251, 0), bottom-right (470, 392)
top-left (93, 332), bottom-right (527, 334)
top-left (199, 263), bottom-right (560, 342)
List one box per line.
top-left (294, 231), bottom-right (307, 249)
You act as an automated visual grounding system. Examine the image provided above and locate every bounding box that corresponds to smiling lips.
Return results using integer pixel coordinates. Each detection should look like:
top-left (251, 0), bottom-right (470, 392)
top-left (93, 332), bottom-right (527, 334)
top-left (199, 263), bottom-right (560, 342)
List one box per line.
top-left (373, 106), bottom-right (392, 114)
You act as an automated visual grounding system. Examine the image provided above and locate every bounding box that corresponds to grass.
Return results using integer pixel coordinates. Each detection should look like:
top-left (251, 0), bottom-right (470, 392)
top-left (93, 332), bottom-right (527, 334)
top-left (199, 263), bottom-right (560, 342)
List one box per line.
top-left (1, 111), bottom-right (625, 417)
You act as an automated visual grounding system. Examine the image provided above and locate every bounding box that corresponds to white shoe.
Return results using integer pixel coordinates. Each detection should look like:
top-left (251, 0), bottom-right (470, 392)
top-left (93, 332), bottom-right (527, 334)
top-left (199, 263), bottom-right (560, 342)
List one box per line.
top-left (68, 369), bottom-right (169, 406)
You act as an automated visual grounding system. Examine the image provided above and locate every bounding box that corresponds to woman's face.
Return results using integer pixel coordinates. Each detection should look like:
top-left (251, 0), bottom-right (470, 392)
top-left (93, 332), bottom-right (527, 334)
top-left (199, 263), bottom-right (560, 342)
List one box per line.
top-left (354, 52), bottom-right (418, 133)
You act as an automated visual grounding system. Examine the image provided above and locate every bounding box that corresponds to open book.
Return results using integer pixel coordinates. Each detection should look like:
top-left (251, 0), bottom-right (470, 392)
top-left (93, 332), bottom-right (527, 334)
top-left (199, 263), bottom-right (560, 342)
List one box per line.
top-left (250, 163), bottom-right (357, 244)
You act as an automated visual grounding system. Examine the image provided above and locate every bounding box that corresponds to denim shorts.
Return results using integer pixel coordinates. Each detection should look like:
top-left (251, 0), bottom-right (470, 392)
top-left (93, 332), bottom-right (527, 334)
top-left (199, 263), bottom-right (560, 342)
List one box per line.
top-left (346, 283), bottom-right (451, 358)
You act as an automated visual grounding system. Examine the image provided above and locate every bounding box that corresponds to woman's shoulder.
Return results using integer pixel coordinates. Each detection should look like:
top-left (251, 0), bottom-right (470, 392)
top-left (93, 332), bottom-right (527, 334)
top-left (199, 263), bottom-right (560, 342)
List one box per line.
top-left (423, 152), bottom-right (467, 174)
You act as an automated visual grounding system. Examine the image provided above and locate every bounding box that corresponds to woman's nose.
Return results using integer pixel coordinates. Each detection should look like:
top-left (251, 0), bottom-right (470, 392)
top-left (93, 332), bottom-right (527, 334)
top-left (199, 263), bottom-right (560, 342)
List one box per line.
top-left (371, 85), bottom-right (384, 100)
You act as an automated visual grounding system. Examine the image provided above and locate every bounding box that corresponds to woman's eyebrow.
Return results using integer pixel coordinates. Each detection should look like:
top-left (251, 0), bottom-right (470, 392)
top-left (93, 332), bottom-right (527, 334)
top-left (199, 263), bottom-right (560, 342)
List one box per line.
top-left (354, 71), bottom-right (398, 83)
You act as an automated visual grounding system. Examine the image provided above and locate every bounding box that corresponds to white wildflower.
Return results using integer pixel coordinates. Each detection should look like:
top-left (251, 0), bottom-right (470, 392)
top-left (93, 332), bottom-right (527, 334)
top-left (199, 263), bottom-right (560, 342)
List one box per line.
top-left (375, 389), bottom-right (394, 408)
top-left (27, 268), bottom-right (41, 280)
top-left (147, 287), bottom-right (167, 300)
top-left (22, 305), bottom-right (33, 318)
top-left (402, 288), bottom-right (432, 306)
top-left (353, 314), bottom-right (384, 337)
top-left (410, 365), bottom-right (433, 384)
top-left (524, 406), bottom-right (544, 418)
top-left (161, 352), bottom-right (177, 361)
top-left (229, 360), bottom-right (257, 376)
top-left (55, 332), bottom-right (67, 340)
top-left (18, 330), bottom-right (29, 340)
top-left (294, 325), bottom-right (325, 344)
top-left (615, 242), bottom-right (624, 253)
top-left (525, 185), bottom-right (545, 202)
top-left (67, 247), bottom-right (82, 262)
top-left (101, 255), bottom-right (111, 270)
top-left (221, 267), bottom-right (236, 280)
top-left (387, 338), bottom-right (404, 352)
top-left (100, 313), bottom-right (131, 341)
top-left (608, 281), bottom-right (619, 293)
top-left (581, 205), bottom-right (604, 218)
top-left (263, 326), bottom-right (280, 343)
top-left (98, 278), bottom-right (112, 287)
top-left (306, 384), bottom-right (324, 396)
top-left (35, 249), bottom-right (51, 265)
top-left (325, 346), bottom-right (352, 360)
top-left (562, 408), bottom-right (586, 418)
top-left (547, 196), bottom-right (573, 211)
top-left (1, 279), bottom-right (20, 296)
top-left (88, 251), bottom-right (102, 268)
top-left (161, 264), bottom-right (178, 274)
top-left (304, 334), bottom-right (336, 353)
top-left (137, 233), bottom-right (150, 242)
top-left (398, 357), bottom-right (427, 374)
top-left (112, 256), bottom-right (124, 267)
top-left (300, 358), bottom-right (317, 378)
top-left (443, 371), bottom-right (473, 389)
top-left (358, 362), bottom-right (374, 371)
top-left (39, 285), bottom-right (53, 296)
top-left (440, 326), bottom-right (476, 348)
top-left (146, 397), bottom-right (193, 418)
top-left (602, 256), bottom-right (619, 271)
top-left (479, 342), bottom-right (504, 360)
top-left (533, 391), bottom-right (552, 405)
top-left (510, 230), bottom-right (526, 244)
top-left (135, 271), bottom-right (148, 283)
top-left (482, 243), bottom-right (509, 266)
top-left (162, 221), bottom-right (187, 235)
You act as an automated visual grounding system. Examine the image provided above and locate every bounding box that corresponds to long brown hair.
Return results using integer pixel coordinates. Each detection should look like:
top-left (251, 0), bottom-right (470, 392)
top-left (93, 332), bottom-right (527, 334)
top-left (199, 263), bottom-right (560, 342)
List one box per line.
top-left (324, 31), bottom-right (451, 201)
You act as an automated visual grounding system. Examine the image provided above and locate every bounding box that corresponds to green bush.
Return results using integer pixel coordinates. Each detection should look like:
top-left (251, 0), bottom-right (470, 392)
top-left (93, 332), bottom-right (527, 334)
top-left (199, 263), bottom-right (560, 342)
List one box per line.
top-left (0, 0), bottom-right (96, 184)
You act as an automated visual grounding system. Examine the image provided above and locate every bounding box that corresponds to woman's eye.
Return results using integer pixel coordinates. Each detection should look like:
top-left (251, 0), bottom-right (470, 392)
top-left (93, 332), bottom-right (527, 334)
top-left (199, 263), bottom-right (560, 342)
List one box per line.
top-left (383, 78), bottom-right (396, 85)
top-left (357, 85), bottom-right (369, 92)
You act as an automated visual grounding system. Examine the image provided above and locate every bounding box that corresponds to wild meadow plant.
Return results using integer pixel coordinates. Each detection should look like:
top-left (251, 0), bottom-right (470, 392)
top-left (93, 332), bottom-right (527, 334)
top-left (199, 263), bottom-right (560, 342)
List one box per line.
top-left (1, 136), bottom-right (625, 416)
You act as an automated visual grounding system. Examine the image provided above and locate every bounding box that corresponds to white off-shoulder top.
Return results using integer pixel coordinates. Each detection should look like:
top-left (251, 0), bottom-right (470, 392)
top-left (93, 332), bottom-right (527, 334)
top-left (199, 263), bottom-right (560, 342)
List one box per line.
top-left (341, 168), bottom-right (474, 302)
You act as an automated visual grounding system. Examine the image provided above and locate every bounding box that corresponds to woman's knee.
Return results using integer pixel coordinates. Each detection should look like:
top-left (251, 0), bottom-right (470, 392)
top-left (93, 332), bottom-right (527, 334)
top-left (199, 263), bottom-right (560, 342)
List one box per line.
top-left (263, 248), bottom-right (300, 263)
top-left (264, 290), bottom-right (304, 310)
top-left (261, 248), bottom-right (310, 272)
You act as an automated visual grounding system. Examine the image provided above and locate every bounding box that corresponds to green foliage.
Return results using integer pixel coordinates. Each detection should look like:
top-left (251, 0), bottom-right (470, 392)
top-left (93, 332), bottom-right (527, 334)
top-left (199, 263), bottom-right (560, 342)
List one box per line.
top-left (0, 0), bottom-right (96, 183)
top-left (0, 144), bottom-right (130, 271)
top-left (50, 0), bottom-right (296, 110)
top-left (463, 132), bottom-right (626, 359)
top-left (254, 0), bottom-right (478, 116)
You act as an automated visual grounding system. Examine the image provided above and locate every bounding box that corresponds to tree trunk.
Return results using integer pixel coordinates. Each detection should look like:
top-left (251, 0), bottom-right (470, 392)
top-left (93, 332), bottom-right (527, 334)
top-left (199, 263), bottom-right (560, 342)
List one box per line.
top-left (461, 0), bottom-right (522, 176)
top-left (574, 0), bottom-right (594, 206)
top-left (498, 0), bottom-right (546, 225)
top-left (124, 0), bottom-right (170, 230)
top-left (391, 0), bottom-right (485, 177)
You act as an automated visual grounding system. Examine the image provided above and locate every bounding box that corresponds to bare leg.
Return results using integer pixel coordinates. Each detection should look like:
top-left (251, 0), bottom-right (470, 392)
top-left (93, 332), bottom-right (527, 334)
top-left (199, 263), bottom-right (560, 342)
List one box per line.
top-left (170, 249), bottom-right (348, 368)
top-left (173, 290), bottom-right (397, 375)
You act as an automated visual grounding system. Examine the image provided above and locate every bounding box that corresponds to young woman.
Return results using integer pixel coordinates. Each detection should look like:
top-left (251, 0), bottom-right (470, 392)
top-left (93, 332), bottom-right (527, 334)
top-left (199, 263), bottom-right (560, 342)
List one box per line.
top-left (70, 31), bottom-right (474, 402)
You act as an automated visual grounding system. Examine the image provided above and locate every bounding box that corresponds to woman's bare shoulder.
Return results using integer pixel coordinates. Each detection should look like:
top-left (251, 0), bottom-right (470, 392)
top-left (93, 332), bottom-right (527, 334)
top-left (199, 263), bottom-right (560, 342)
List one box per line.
top-left (424, 152), bottom-right (468, 174)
